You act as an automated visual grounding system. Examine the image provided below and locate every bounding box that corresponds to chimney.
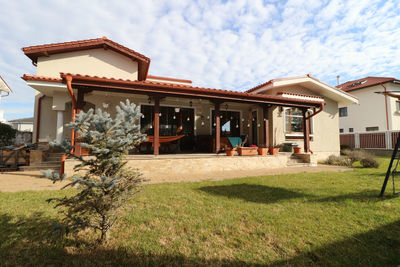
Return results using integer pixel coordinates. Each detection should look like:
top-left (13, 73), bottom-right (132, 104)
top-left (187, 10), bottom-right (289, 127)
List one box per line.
top-left (336, 75), bottom-right (340, 85)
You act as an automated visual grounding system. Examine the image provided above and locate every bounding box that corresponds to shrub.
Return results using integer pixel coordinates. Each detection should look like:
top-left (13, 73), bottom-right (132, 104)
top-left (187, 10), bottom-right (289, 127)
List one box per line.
top-left (342, 149), bottom-right (370, 166)
top-left (326, 155), bottom-right (351, 166)
top-left (360, 157), bottom-right (379, 168)
top-left (42, 99), bottom-right (146, 244)
top-left (0, 122), bottom-right (17, 147)
top-left (340, 145), bottom-right (351, 152)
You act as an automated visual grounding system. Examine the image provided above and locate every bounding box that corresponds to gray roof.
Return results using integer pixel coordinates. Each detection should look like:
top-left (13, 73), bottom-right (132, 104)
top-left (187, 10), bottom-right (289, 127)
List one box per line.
top-left (8, 117), bottom-right (34, 123)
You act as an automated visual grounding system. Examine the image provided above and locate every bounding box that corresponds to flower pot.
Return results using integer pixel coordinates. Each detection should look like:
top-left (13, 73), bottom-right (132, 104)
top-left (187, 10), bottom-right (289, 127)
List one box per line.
top-left (238, 147), bottom-right (258, 156)
top-left (294, 147), bottom-right (301, 154)
top-left (269, 147), bottom-right (280, 155)
top-left (257, 148), bottom-right (267, 155)
top-left (226, 149), bottom-right (235, 156)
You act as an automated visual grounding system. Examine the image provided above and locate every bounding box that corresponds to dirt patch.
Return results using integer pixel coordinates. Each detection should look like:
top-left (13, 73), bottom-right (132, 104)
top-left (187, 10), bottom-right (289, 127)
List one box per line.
top-left (0, 165), bottom-right (351, 192)
top-left (144, 165), bottom-right (352, 184)
top-left (0, 171), bottom-right (69, 192)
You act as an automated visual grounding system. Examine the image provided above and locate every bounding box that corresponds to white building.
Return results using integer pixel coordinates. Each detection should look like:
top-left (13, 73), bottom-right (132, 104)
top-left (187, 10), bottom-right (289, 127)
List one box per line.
top-left (8, 117), bottom-right (34, 132)
top-left (337, 77), bottom-right (400, 134)
top-left (0, 76), bottom-right (12, 123)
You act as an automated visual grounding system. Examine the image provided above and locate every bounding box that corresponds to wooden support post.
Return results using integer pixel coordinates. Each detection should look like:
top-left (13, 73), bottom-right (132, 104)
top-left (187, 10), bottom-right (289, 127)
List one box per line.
top-left (215, 102), bottom-right (221, 153)
top-left (263, 105), bottom-right (270, 148)
top-left (302, 109), bottom-right (310, 153)
top-left (154, 97), bottom-right (160, 155)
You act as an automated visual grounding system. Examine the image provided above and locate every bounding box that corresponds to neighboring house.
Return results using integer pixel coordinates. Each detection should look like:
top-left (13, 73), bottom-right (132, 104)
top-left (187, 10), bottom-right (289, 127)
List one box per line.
top-left (21, 37), bottom-right (357, 162)
top-left (337, 77), bottom-right (400, 134)
top-left (8, 117), bottom-right (34, 132)
top-left (0, 76), bottom-right (12, 123)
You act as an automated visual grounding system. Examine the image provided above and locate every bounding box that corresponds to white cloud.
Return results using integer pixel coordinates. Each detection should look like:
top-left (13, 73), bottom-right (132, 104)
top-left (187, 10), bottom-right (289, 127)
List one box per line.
top-left (0, 0), bottom-right (400, 119)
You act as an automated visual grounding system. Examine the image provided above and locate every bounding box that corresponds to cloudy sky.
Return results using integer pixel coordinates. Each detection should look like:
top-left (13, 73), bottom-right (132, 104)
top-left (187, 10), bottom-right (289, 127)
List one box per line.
top-left (1, 0), bottom-right (400, 120)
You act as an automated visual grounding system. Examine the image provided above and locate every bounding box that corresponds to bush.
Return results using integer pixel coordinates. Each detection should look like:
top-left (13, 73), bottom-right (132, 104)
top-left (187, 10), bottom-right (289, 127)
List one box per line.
top-left (326, 155), bottom-right (351, 166)
top-left (360, 157), bottom-right (380, 168)
top-left (342, 149), bottom-right (370, 166)
top-left (0, 122), bottom-right (17, 147)
top-left (340, 145), bottom-right (351, 152)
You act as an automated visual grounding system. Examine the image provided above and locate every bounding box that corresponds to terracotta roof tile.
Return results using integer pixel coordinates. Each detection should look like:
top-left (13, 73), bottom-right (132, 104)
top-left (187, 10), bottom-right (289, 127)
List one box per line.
top-left (337, 76), bottom-right (400, 92)
top-left (21, 74), bottom-right (62, 83)
top-left (57, 73), bottom-right (323, 106)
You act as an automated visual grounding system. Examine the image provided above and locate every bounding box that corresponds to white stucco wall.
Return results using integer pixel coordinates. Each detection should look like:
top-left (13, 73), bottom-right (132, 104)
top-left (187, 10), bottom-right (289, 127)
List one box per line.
top-left (36, 48), bottom-right (139, 80)
top-left (339, 85), bottom-right (390, 133)
top-left (260, 85), bottom-right (340, 156)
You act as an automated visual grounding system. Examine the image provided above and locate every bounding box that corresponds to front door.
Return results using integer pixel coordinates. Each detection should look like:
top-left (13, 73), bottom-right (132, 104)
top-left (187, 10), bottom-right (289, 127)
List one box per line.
top-left (251, 110), bottom-right (258, 146)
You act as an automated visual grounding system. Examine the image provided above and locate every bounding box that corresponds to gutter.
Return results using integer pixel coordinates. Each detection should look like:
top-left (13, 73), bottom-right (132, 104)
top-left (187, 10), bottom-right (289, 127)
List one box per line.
top-left (60, 75), bottom-right (77, 176)
top-left (381, 84), bottom-right (390, 130)
top-left (304, 103), bottom-right (325, 154)
top-left (35, 95), bottom-right (46, 143)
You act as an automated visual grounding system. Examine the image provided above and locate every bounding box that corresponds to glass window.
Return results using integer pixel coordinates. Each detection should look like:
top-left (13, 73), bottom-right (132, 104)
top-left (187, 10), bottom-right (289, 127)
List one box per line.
top-left (211, 110), bottom-right (240, 137)
top-left (349, 128), bottom-right (354, 132)
top-left (140, 105), bottom-right (194, 136)
top-left (366, 126), bottom-right (379, 132)
top-left (339, 107), bottom-right (348, 117)
top-left (285, 108), bottom-right (303, 134)
top-left (340, 128), bottom-right (344, 133)
top-left (396, 101), bottom-right (400, 111)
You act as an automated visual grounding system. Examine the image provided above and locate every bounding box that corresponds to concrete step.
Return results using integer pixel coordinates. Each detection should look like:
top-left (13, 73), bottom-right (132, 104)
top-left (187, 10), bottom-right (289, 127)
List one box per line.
top-left (30, 161), bottom-right (61, 166)
top-left (286, 163), bottom-right (312, 167)
top-left (19, 165), bottom-right (60, 172)
top-left (46, 156), bottom-right (62, 161)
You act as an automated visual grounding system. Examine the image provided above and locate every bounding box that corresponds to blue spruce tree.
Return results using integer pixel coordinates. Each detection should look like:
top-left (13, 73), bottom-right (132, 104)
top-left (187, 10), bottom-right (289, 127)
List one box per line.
top-left (43, 99), bottom-right (146, 243)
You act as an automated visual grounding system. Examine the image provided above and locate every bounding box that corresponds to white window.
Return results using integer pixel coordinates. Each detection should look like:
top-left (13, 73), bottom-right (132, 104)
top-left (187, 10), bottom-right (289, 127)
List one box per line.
top-left (284, 108), bottom-right (313, 137)
top-left (366, 126), bottom-right (379, 132)
top-left (396, 101), bottom-right (400, 111)
top-left (339, 107), bottom-right (348, 117)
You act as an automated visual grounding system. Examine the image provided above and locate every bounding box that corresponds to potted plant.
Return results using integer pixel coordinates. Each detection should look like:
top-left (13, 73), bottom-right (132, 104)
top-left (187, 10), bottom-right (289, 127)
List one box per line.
top-left (257, 144), bottom-right (268, 155)
top-left (269, 144), bottom-right (281, 155)
top-left (226, 146), bottom-right (238, 156)
top-left (294, 146), bottom-right (301, 154)
top-left (238, 146), bottom-right (258, 156)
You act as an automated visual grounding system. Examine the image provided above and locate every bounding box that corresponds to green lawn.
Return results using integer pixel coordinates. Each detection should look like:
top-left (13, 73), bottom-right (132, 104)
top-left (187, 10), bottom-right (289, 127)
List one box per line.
top-left (1, 157), bottom-right (400, 266)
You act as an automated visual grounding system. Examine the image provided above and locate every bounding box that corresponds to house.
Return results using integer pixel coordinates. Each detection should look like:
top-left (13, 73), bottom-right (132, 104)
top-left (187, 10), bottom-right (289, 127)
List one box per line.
top-left (337, 77), bottom-right (400, 134)
top-left (8, 117), bottom-right (34, 132)
top-left (20, 37), bottom-right (357, 175)
top-left (0, 75), bottom-right (12, 123)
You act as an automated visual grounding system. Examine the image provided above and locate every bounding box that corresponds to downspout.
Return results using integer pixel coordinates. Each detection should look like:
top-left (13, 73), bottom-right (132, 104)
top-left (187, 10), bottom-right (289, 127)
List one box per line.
top-left (35, 94), bottom-right (46, 143)
top-left (60, 75), bottom-right (76, 175)
top-left (305, 102), bottom-right (325, 154)
top-left (381, 84), bottom-right (390, 130)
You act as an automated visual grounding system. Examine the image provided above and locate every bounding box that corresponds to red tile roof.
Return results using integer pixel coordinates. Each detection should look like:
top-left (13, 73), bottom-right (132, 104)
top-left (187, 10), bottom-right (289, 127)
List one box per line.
top-left (21, 37), bottom-right (150, 81)
top-left (147, 75), bottom-right (192, 84)
top-left (337, 76), bottom-right (400, 92)
top-left (21, 74), bottom-right (62, 83)
top-left (22, 73), bottom-right (323, 108)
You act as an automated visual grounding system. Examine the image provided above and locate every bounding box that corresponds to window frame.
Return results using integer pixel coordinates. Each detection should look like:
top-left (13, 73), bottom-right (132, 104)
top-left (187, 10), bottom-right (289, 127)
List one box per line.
top-left (210, 108), bottom-right (242, 137)
top-left (283, 107), bottom-right (314, 139)
top-left (339, 107), bottom-right (348, 117)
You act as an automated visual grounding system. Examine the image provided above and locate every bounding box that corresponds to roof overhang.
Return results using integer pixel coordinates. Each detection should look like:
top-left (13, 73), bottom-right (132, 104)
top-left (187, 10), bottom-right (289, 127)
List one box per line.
top-left (21, 73), bottom-right (323, 109)
top-left (0, 76), bottom-right (11, 96)
top-left (249, 75), bottom-right (358, 107)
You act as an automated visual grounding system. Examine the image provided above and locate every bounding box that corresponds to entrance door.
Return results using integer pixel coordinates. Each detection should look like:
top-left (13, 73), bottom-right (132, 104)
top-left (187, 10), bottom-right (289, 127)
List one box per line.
top-left (251, 110), bottom-right (258, 146)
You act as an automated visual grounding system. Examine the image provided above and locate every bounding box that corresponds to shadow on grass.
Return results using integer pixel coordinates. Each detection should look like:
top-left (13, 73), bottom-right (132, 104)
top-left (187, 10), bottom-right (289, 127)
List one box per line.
top-left (0, 213), bottom-right (252, 266)
top-left (198, 183), bottom-right (311, 204)
top-left (270, 219), bottom-right (400, 266)
top-left (199, 184), bottom-right (398, 204)
top-left (1, 212), bottom-right (400, 265)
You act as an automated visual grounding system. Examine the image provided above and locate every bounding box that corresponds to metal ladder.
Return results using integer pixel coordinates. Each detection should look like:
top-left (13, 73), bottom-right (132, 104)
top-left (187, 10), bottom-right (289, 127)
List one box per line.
top-left (380, 134), bottom-right (400, 196)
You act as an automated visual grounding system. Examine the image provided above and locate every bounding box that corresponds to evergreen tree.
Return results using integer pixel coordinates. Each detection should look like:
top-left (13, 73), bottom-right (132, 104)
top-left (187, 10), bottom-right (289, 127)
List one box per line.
top-left (43, 99), bottom-right (146, 243)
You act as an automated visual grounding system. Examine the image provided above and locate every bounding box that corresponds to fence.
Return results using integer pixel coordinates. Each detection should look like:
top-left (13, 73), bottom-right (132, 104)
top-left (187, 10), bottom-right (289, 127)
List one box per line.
top-left (340, 131), bottom-right (400, 150)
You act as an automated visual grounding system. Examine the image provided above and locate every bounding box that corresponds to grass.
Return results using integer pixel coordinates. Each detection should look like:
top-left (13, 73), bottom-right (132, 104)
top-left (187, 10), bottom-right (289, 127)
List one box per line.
top-left (1, 157), bottom-right (400, 266)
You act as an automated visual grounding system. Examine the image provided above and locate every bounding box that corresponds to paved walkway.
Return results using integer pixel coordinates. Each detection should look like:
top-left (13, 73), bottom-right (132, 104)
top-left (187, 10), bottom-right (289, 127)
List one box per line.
top-left (0, 165), bottom-right (351, 192)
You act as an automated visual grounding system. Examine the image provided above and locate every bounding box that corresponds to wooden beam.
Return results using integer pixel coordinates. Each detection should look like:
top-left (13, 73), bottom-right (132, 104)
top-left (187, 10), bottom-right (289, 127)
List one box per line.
top-left (263, 105), bottom-right (270, 148)
top-left (215, 102), bottom-right (221, 153)
top-left (302, 109), bottom-right (310, 153)
top-left (76, 89), bottom-right (85, 111)
top-left (153, 97), bottom-right (160, 155)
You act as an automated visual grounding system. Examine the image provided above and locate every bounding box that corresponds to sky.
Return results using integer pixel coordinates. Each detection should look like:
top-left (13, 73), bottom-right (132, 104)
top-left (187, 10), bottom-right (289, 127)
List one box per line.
top-left (1, 0), bottom-right (400, 121)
